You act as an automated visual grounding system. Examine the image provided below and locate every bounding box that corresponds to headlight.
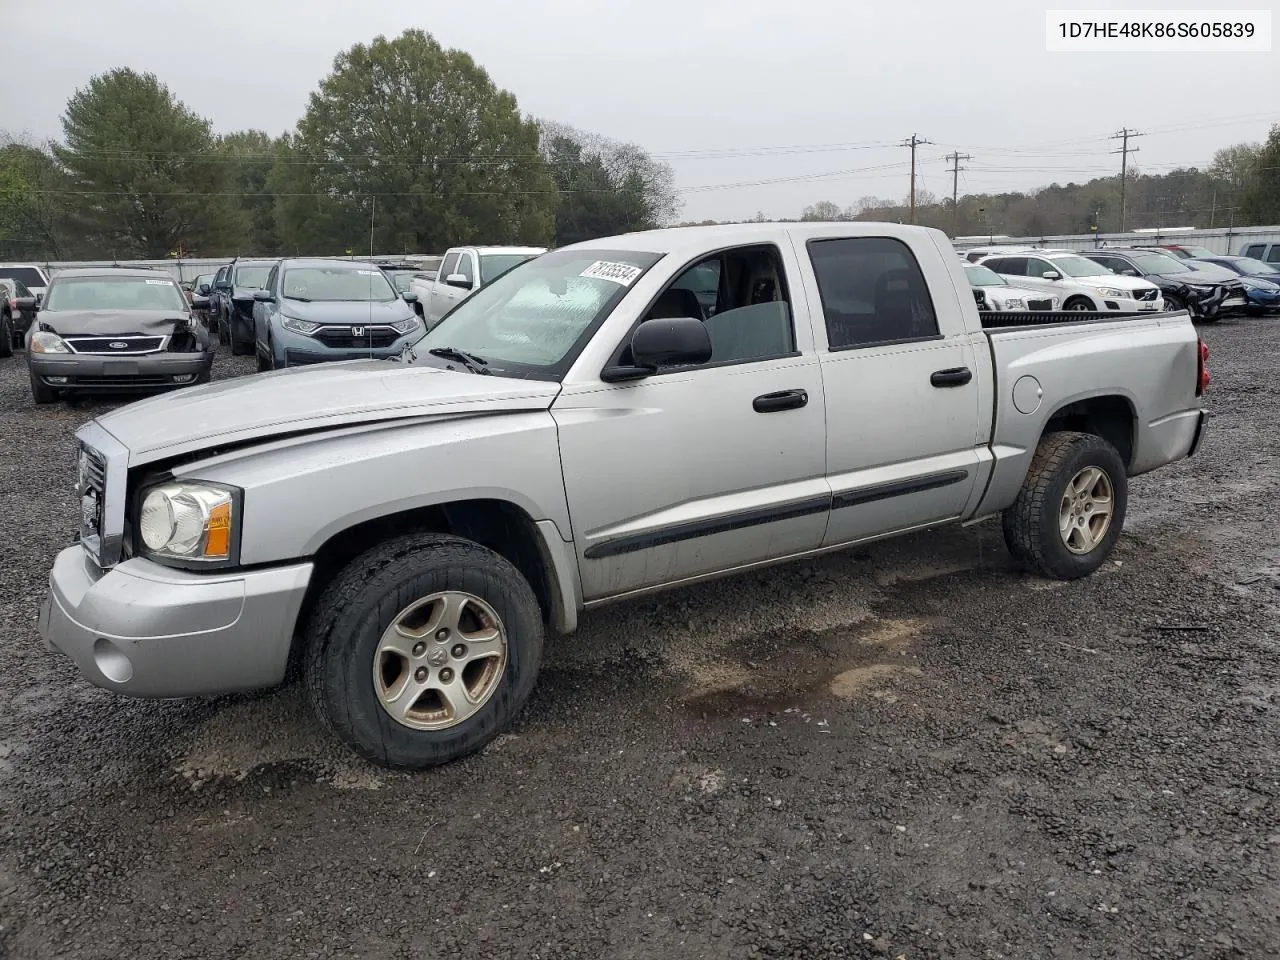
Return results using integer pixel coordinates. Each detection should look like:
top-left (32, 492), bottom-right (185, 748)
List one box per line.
top-left (30, 331), bottom-right (71, 353)
top-left (138, 481), bottom-right (238, 564)
top-left (281, 315), bottom-right (320, 336)
top-left (390, 317), bottom-right (420, 334)
top-left (1097, 287), bottom-right (1131, 298)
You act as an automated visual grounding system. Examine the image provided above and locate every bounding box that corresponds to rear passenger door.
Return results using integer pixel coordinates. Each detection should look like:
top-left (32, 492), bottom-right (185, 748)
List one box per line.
top-left (803, 235), bottom-right (983, 548)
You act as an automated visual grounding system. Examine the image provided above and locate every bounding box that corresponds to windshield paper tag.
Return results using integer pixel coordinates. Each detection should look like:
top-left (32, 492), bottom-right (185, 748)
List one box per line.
top-left (357, 269), bottom-right (380, 275)
top-left (145, 279), bottom-right (170, 285)
top-left (580, 261), bottom-right (642, 286)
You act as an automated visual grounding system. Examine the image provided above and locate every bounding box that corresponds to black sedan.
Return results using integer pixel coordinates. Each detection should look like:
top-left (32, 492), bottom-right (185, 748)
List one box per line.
top-left (1082, 248), bottom-right (1246, 322)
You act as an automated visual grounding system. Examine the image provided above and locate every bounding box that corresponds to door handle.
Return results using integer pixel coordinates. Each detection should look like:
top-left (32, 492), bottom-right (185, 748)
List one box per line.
top-left (753, 389), bottom-right (808, 413)
top-left (930, 367), bottom-right (972, 388)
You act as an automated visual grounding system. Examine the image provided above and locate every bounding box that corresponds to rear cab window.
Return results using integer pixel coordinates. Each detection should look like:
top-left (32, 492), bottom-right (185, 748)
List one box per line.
top-left (0, 267), bottom-right (46, 287)
top-left (807, 237), bottom-right (940, 349)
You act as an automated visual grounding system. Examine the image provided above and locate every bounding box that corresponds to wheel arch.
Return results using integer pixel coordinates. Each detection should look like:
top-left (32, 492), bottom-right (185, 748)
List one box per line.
top-left (1041, 393), bottom-right (1137, 471)
top-left (290, 497), bottom-right (579, 674)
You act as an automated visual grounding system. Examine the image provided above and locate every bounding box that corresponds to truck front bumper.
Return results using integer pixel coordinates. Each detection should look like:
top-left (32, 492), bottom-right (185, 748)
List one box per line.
top-left (39, 546), bottom-right (313, 698)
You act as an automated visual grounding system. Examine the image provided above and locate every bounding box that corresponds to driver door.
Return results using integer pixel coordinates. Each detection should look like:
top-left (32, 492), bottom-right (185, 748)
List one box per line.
top-left (553, 243), bottom-right (829, 602)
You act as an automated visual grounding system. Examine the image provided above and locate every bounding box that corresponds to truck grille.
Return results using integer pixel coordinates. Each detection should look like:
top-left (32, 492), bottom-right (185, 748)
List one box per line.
top-left (1026, 298), bottom-right (1053, 311)
top-left (313, 326), bottom-right (400, 349)
top-left (77, 445), bottom-right (107, 555)
top-left (1134, 289), bottom-right (1159, 302)
top-left (65, 335), bottom-right (166, 355)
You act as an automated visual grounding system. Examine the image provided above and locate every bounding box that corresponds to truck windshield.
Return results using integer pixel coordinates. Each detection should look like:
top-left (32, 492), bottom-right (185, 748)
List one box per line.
top-left (964, 264), bottom-right (1007, 286)
top-left (479, 253), bottom-right (538, 285)
top-left (410, 248), bottom-right (664, 380)
top-left (283, 265), bottom-right (397, 302)
top-left (44, 276), bottom-right (188, 311)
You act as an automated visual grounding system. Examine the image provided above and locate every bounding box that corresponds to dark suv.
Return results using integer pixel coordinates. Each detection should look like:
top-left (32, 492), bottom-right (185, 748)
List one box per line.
top-left (212, 258), bottom-right (278, 355)
top-left (1082, 248), bottom-right (1246, 322)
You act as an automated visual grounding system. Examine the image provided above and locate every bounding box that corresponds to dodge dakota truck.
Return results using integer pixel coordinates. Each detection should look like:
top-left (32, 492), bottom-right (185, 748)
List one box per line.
top-left (38, 223), bottom-right (1209, 770)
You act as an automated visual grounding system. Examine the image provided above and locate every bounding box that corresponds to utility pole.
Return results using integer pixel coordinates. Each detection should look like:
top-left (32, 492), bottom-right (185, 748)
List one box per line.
top-left (901, 133), bottom-right (933, 224)
top-left (1209, 189), bottom-right (1216, 229)
top-left (1110, 127), bottom-right (1143, 233)
top-left (946, 150), bottom-right (972, 234)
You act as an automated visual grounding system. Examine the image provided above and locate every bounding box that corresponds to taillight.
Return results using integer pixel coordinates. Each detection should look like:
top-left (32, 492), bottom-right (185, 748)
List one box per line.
top-left (1196, 338), bottom-right (1209, 396)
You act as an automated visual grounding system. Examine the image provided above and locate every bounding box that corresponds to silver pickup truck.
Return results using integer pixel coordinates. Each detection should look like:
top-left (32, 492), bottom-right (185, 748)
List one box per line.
top-left (38, 223), bottom-right (1209, 769)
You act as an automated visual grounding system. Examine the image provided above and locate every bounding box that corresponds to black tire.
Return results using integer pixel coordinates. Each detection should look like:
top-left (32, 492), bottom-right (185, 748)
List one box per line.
top-left (304, 533), bottom-right (544, 769)
top-left (1063, 296), bottom-right (1094, 312)
top-left (1163, 294), bottom-right (1185, 313)
top-left (28, 364), bottom-right (57, 404)
top-left (0, 313), bottom-right (12, 358)
top-left (255, 341), bottom-right (271, 372)
top-left (230, 326), bottom-right (252, 356)
top-left (1002, 431), bottom-right (1128, 580)
top-left (218, 315), bottom-right (230, 345)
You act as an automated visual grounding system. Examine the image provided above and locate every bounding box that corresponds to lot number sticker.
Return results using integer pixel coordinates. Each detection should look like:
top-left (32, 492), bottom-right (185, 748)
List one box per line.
top-left (580, 261), bottom-right (642, 286)
top-left (145, 279), bottom-right (171, 285)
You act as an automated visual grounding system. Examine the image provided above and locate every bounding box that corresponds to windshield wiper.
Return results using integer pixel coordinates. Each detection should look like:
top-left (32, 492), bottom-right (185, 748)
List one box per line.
top-left (428, 346), bottom-right (490, 375)
top-left (286, 295), bottom-right (312, 302)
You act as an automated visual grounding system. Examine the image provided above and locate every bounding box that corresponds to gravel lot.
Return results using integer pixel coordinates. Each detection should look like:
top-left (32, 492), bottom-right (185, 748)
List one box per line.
top-left (1, 320), bottom-right (1277, 960)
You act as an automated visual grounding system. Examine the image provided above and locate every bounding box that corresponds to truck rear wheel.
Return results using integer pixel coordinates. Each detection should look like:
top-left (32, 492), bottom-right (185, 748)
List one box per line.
top-left (304, 532), bottom-right (544, 769)
top-left (1002, 431), bottom-right (1128, 580)
top-left (0, 313), bottom-right (12, 357)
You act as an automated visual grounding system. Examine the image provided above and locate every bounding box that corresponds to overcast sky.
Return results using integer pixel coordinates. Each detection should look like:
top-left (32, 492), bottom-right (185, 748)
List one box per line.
top-left (2, 0), bottom-right (1275, 223)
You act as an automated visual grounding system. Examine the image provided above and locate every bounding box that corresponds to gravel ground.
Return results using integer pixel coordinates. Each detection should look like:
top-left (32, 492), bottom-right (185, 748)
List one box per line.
top-left (0, 321), bottom-right (1277, 960)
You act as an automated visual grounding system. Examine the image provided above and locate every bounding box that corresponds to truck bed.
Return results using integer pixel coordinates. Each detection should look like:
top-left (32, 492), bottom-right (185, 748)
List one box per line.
top-left (978, 309), bottom-right (1185, 330)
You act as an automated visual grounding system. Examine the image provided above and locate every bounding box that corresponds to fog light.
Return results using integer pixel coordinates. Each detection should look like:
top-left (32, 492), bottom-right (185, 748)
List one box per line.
top-left (46, 376), bottom-right (68, 384)
top-left (172, 374), bottom-right (195, 383)
top-left (93, 637), bottom-right (134, 684)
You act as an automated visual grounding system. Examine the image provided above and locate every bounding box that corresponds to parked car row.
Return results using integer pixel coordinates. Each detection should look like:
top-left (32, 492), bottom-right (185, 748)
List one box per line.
top-left (958, 238), bottom-right (1280, 321)
top-left (2, 251), bottom-right (521, 405)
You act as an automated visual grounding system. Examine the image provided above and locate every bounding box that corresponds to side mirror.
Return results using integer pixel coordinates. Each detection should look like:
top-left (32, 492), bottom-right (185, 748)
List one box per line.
top-left (602, 317), bottom-right (712, 381)
top-left (402, 292), bottom-right (419, 303)
top-left (1121, 269), bottom-right (1139, 277)
top-left (198, 283), bottom-right (211, 295)
top-left (1042, 270), bottom-right (1062, 280)
top-left (15, 296), bottom-right (35, 310)
top-left (252, 290), bottom-right (275, 303)
top-left (445, 273), bottom-right (472, 290)
top-left (33, 294), bottom-right (42, 310)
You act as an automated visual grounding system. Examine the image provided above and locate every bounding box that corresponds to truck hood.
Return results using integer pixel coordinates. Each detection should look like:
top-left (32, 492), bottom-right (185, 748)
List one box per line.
top-left (92, 360), bottom-right (562, 466)
top-left (38, 308), bottom-right (192, 336)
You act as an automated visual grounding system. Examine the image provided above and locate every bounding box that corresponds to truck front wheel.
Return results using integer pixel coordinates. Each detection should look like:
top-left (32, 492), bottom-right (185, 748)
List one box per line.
top-left (304, 533), bottom-right (544, 769)
top-left (1002, 431), bottom-right (1128, 580)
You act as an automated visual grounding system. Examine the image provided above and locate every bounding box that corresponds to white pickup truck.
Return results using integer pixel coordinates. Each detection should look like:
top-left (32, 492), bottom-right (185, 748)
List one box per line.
top-left (39, 223), bottom-right (1208, 770)
top-left (408, 245), bottom-right (545, 328)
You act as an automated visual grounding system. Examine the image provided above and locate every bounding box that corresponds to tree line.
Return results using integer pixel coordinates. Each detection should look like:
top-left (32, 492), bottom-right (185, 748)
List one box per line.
top-left (772, 131), bottom-right (1280, 236)
top-left (0, 29), bottom-right (679, 261)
